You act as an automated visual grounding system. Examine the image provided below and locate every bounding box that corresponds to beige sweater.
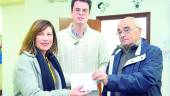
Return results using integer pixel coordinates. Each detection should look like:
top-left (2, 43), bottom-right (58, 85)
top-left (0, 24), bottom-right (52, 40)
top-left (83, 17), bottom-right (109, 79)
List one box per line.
top-left (57, 24), bottom-right (110, 86)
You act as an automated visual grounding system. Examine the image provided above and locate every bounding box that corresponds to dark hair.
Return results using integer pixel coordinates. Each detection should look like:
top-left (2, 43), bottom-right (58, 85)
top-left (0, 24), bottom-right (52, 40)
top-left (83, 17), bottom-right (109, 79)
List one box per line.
top-left (71, 0), bottom-right (92, 12)
top-left (19, 19), bottom-right (58, 55)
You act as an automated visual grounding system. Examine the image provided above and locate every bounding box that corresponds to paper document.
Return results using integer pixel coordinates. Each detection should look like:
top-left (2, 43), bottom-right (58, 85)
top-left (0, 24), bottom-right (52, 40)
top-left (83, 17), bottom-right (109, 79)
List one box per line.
top-left (70, 73), bottom-right (97, 91)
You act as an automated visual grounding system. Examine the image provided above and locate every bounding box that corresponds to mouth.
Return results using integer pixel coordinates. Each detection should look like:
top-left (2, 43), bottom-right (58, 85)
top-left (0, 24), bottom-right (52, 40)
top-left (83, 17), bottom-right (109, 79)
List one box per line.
top-left (77, 17), bottom-right (84, 21)
top-left (40, 42), bottom-right (50, 46)
top-left (121, 38), bottom-right (129, 42)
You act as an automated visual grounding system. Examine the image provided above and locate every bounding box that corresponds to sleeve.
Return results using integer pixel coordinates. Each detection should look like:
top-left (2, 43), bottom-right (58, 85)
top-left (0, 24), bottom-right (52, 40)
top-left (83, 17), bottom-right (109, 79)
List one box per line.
top-left (106, 46), bottom-right (163, 92)
top-left (102, 64), bottom-right (109, 96)
top-left (98, 34), bottom-right (110, 71)
top-left (56, 32), bottom-right (71, 88)
top-left (13, 55), bottom-right (70, 96)
top-left (56, 32), bottom-right (62, 63)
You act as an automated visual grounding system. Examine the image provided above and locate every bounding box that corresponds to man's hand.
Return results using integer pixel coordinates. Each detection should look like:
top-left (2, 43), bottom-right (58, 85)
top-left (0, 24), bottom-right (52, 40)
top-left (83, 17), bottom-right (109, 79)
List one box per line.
top-left (92, 71), bottom-right (108, 85)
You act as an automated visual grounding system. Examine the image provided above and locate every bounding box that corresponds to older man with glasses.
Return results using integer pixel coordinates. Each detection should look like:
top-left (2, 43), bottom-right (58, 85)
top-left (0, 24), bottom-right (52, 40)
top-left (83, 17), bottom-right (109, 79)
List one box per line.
top-left (92, 17), bottom-right (163, 96)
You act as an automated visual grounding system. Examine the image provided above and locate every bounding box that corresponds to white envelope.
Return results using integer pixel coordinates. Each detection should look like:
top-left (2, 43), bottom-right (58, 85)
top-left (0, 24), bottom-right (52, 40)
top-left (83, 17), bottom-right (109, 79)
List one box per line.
top-left (70, 73), bottom-right (97, 91)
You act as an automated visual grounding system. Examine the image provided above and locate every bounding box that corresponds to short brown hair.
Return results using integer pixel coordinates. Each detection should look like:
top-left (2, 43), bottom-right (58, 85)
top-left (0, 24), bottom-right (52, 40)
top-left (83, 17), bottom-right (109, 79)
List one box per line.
top-left (71, 0), bottom-right (92, 12)
top-left (19, 20), bottom-right (57, 55)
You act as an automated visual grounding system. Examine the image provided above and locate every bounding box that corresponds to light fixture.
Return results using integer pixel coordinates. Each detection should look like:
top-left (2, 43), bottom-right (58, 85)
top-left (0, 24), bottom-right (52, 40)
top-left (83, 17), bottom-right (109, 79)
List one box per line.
top-left (48, 0), bottom-right (67, 3)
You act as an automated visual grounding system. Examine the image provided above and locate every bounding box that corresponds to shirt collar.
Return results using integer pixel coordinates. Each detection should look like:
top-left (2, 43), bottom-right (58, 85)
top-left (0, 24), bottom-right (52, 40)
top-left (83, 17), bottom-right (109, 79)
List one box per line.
top-left (71, 25), bottom-right (87, 39)
top-left (118, 39), bottom-right (141, 54)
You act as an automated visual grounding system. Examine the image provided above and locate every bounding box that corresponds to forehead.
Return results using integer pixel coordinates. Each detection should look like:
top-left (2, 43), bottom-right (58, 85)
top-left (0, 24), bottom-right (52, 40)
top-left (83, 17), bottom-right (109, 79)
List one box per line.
top-left (40, 26), bottom-right (52, 32)
top-left (118, 18), bottom-right (135, 29)
top-left (73, 1), bottom-right (89, 9)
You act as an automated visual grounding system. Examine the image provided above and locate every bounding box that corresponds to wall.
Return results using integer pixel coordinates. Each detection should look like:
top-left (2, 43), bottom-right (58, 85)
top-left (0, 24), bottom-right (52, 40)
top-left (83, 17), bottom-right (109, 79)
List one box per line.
top-left (0, 6), bottom-right (2, 90)
top-left (2, 0), bottom-right (170, 95)
top-left (2, 4), bottom-right (25, 96)
top-left (24, 0), bottom-right (71, 31)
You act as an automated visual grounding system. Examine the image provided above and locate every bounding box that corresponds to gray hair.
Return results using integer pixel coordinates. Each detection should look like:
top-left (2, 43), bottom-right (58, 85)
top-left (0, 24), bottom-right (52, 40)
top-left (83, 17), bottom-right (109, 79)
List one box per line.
top-left (125, 17), bottom-right (141, 28)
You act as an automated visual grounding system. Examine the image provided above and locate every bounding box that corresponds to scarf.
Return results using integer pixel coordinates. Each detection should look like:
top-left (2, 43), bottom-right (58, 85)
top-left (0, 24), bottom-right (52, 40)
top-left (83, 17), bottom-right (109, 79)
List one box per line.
top-left (35, 48), bottom-right (66, 91)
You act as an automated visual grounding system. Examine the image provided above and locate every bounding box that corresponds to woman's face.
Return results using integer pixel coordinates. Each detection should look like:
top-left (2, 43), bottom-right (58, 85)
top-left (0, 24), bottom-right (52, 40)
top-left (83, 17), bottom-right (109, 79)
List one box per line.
top-left (35, 26), bottom-right (53, 55)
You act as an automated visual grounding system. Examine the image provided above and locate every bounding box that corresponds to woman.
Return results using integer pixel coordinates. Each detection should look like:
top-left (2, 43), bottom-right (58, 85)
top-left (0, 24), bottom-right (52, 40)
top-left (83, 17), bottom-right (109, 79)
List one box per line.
top-left (13, 20), bottom-right (88, 96)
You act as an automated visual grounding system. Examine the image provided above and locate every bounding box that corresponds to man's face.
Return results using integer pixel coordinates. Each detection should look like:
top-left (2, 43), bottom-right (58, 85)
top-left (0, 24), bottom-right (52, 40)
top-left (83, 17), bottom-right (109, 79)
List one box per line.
top-left (117, 18), bottom-right (141, 47)
top-left (71, 1), bottom-right (90, 25)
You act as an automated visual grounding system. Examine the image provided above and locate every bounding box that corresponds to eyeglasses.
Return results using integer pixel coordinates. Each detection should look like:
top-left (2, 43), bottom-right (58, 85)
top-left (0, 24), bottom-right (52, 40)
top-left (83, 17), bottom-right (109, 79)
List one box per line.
top-left (117, 26), bottom-right (132, 35)
top-left (73, 8), bottom-right (89, 14)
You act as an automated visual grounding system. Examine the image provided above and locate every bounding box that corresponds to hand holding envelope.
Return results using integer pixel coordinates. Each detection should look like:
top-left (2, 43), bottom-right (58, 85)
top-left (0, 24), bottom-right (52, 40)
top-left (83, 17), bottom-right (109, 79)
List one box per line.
top-left (70, 85), bottom-right (89, 96)
top-left (92, 70), bottom-right (108, 85)
top-left (70, 73), bottom-right (97, 92)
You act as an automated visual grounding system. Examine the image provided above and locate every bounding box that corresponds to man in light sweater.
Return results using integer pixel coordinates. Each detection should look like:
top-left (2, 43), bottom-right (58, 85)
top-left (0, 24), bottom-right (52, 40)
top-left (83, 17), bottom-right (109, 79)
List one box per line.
top-left (57, 0), bottom-right (110, 95)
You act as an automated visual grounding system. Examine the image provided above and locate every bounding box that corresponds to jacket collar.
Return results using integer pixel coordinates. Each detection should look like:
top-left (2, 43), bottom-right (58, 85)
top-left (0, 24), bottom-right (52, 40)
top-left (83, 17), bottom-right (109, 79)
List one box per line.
top-left (22, 51), bottom-right (41, 74)
top-left (113, 38), bottom-right (147, 56)
top-left (113, 38), bottom-right (148, 68)
top-left (23, 51), bottom-right (35, 57)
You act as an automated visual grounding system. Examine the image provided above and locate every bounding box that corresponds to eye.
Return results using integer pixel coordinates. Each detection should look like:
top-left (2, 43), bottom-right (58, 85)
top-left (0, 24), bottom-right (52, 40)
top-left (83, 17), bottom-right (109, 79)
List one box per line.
top-left (117, 29), bottom-right (122, 34)
top-left (123, 27), bottom-right (130, 33)
top-left (83, 9), bottom-right (88, 13)
top-left (37, 32), bottom-right (43, 35)
top-left (75, 8), bottom-right (80, 12)
top-left (47, 32), bottom-right (53, 36)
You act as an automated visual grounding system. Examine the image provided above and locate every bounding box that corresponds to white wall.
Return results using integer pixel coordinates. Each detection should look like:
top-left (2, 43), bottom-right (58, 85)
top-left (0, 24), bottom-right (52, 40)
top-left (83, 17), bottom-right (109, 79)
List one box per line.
top-left (2, 0), bottom-right (170, 95)
top-left (0, 6), bottom-right (2, 90)
top-left (0, 7), bottom-right (1, 38)
top-left (24, 0), bottom-right (71, 31)
top-left (2, 4), bottom-right (25, 96)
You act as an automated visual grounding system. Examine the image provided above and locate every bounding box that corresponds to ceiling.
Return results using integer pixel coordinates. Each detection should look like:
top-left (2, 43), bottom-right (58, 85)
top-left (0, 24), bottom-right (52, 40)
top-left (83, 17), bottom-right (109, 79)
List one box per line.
top-left (0, 0), bottom-right (24, 6)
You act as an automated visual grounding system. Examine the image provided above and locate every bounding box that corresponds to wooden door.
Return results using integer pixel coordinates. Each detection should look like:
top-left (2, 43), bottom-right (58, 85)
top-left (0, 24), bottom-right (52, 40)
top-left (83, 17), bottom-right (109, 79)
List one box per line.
top-left (59, 17), bottom-right (101, 32)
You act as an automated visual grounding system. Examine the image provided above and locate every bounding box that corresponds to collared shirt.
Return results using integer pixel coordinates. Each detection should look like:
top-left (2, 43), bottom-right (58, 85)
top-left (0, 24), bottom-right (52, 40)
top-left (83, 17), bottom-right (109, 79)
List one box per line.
top-left (118, 44), bottom-right (139, 74)
top-left (71, 27), bottom-right (87, 39)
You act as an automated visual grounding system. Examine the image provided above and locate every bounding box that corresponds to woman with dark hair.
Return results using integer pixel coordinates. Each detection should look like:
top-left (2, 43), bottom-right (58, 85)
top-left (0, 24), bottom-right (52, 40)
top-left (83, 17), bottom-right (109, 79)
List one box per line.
top-left (13, 19), bottom-right (88, 96)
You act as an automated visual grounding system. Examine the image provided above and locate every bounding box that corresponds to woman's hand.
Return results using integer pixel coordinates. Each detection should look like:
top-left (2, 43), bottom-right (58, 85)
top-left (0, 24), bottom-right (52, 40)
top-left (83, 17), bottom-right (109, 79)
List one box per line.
top-left (70, 86), bottom-right (89, 96)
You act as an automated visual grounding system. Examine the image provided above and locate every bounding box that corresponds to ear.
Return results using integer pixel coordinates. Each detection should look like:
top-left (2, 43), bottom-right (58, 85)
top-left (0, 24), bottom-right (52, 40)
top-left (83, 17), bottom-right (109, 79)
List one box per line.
top-left (137, 27), bottom-right (142, 35)
top-left (71, 10), bottom-right (73, 15)
top-left (71, 11), bottom-right (74, 18)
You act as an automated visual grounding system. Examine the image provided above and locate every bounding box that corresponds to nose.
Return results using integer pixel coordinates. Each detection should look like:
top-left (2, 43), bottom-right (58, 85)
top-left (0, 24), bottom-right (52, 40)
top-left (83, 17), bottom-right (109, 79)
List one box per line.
top-left (119, 32), bottom-right (126, 37)
top-left (79, 10), bottom-right (83, 15)
top-left (42, 35), bottom-right (49, 40)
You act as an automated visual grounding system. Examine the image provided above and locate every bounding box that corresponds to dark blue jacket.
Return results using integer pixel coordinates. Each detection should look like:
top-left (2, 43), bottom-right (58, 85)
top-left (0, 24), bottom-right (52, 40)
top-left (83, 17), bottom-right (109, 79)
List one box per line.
top-left (102, 39), bottom-right (163, 96)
